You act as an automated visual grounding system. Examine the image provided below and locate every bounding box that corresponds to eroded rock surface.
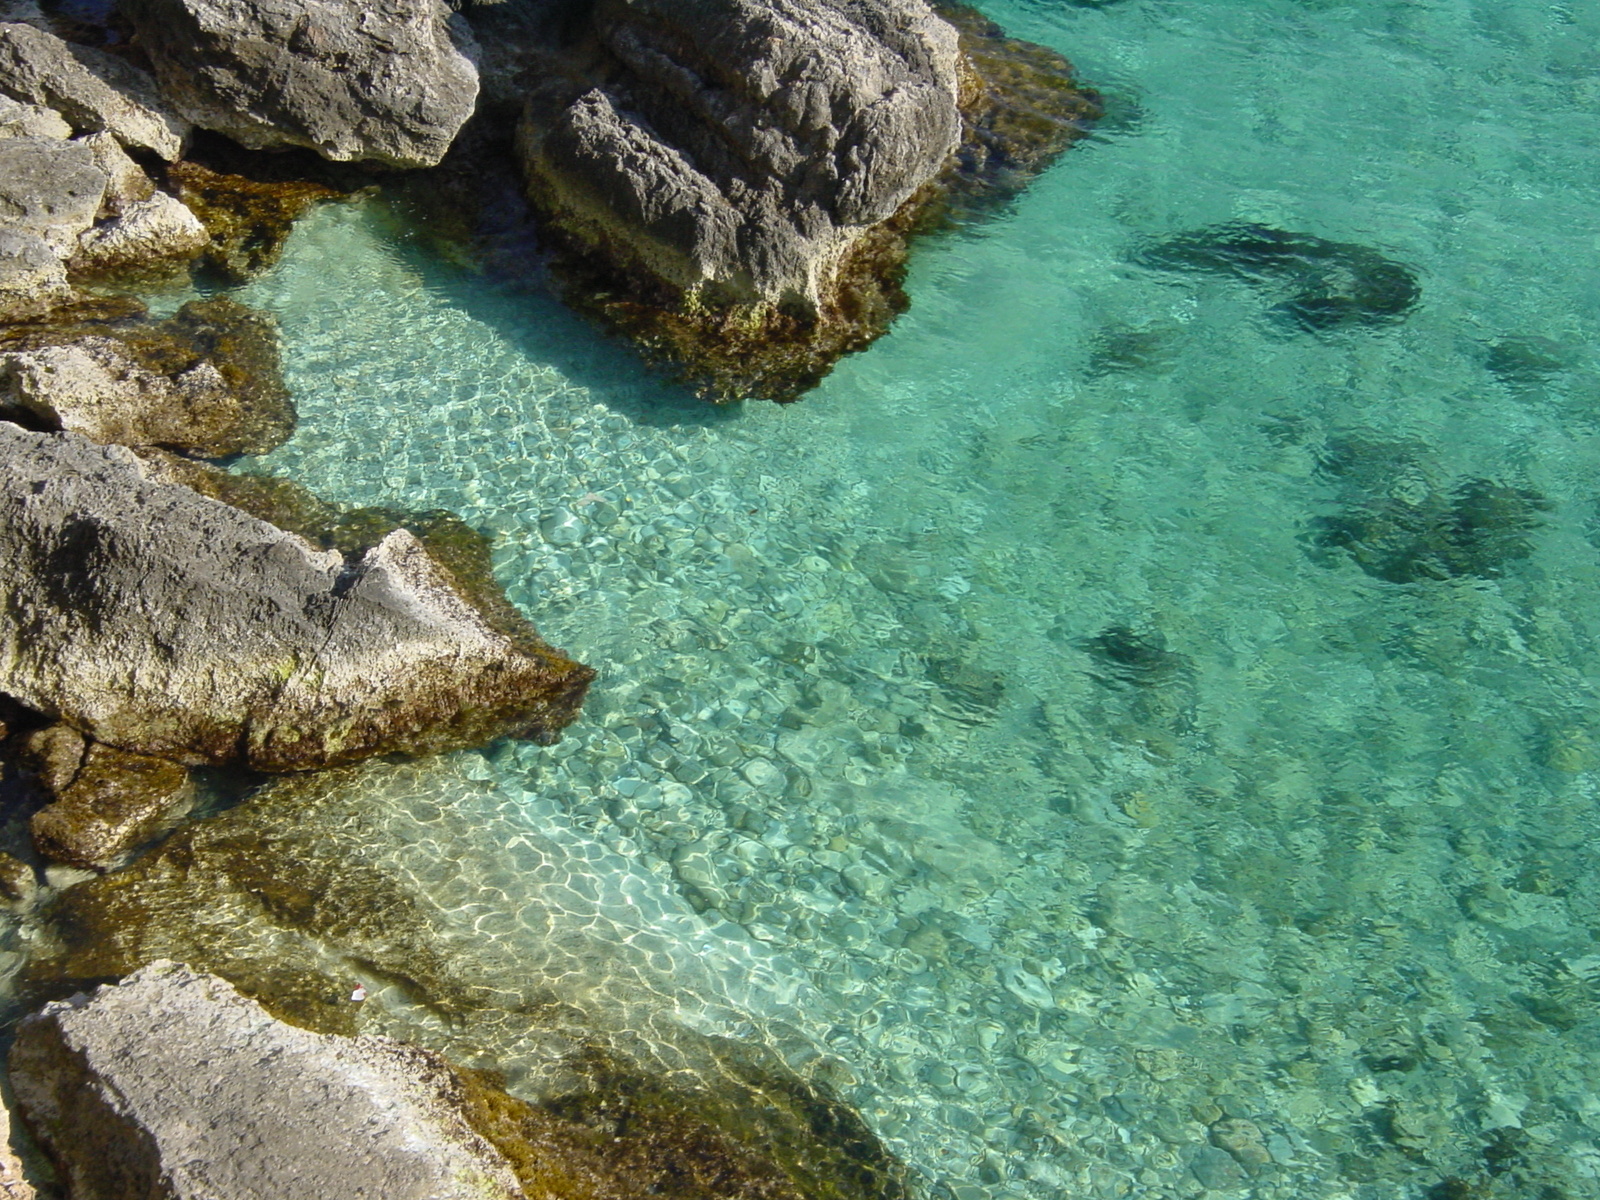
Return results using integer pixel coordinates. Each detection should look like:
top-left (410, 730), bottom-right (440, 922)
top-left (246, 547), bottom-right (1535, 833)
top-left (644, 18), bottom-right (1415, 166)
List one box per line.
top-left (9, 960), bottom-right (525, 1200)
top-left (0, 424), bottom-right (593, 769)
top-left (0, 21), bottom-right (190, 160)
top-left (123, 0), bottom-right (479, 168)
top-left (20, 725), bottom-right (194, 871)
top-left (514, 0), bottom-right (963, 399)
top-left (0, 296), bottom-right (295, 456)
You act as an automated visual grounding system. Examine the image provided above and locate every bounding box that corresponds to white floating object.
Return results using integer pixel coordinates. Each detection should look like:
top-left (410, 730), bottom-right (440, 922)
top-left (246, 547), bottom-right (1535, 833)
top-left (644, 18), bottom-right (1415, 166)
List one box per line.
top-left (350, 985), bottom-right (367, 1003)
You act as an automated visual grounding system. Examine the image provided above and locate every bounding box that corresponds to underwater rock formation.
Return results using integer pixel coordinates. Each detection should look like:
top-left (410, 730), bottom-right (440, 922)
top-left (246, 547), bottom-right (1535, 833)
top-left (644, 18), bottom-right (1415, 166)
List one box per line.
top-left (1135, 222), bottom-right (1421, 331)
top-left (18, 724), bottom-right (194, 871)
top-left (502, 0), bottom-right (1096, 400)
top-left (0, 20), bottom-right (190, 160)
top-left (1309, 435), bottom-right (1549, 583)
top-left (0, 296), bottom-right (294, 457)
top-left (0, 424), bottom-right (593, 770)
top-left (9, 961), bottom-right (527, 1200)
top-left (26, 760), bottom-right (912, 1200)
top-left (122, 0), bottom-right (480, 168)
top-left (166, 150), bottom-right (348, 281)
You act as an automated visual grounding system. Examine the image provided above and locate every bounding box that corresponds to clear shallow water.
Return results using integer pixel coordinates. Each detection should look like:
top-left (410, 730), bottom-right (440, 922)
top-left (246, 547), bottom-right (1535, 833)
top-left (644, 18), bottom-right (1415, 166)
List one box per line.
top-left (167, 0), bottom-right (1600, 1196)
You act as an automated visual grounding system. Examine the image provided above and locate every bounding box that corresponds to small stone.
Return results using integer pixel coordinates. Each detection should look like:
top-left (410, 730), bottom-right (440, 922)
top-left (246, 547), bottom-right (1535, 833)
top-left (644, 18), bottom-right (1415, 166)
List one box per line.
top-left (1210, 1117), bottom-right (1272, 1169)
top-left (540, 507), bottom-right (588, 546)
top-left (0, 850), bottom-right (35, 903)
top-left (1189, 1144), bottom-right (1246, 1191)
top-left (739, 758), bottom-right (785, 792)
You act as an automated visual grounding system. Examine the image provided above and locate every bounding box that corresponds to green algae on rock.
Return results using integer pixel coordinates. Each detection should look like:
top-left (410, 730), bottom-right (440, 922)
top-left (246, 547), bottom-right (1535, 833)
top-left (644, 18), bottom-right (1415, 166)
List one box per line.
top-left (0, 294), bottom-right (295, 457)
top-left (0, 424), bottom-right (594, 770)
top-left (1134, 222), bottom-right (1422, 331)
top-left (25, 761), bottom-right (911, 1200)
top-left (19, 724), bottom-right (195, 872)
top-left (505, 0), bottom-right (1098, 401)
top-left (168, 150), bottom-right (350, 280)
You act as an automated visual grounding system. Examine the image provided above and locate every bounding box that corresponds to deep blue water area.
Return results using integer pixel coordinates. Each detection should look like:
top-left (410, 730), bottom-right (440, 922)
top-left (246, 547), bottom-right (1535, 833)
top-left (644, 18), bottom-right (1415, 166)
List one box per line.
top-left (126, 1), bottom-right (1600, 1196)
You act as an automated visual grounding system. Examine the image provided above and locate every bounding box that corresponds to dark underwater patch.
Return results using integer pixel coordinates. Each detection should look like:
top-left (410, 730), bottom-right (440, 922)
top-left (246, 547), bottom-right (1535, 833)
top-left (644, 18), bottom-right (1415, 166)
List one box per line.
top-left (1134, 222), bottom-right (1421, 332)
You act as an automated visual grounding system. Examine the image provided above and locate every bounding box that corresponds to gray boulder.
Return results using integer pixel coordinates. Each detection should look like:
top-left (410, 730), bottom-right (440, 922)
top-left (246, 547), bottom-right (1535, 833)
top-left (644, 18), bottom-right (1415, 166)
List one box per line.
top-left (9, 961), bottom-right (524, 1200)
top-left (518, 0), bottom-right (962, 315)
top-left (0, 135), bottom-right (105, 255)
top-left (0, 21), bottom-right (190, 160)
top-left (0, 228), bottom-right (70, 321)
top-left (0, 93), bottom-right (66, 138)
top-left (122, 0), bottom-right (479, 168)
top-left (0, 424), bottom-right (592, 770)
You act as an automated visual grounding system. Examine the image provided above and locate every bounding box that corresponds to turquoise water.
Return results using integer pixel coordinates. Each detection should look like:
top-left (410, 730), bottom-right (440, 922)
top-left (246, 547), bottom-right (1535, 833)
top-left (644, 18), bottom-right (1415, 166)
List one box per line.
top-left (208, 1), bottom-right (1600, 1196)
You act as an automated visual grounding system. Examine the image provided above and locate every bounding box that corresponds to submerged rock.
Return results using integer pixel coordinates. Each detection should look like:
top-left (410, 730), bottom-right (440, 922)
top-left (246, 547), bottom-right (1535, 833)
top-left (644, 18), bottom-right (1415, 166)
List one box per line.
top-left (0, 296), bottom-right (294, 457)
top-left (20, 724), bottom-right (194, 871)
top-left (26, 760), bottom-right (912, 1200)
top-left (0, 424), bottom-right (593, 769)
top-left (123, 0), bottom-right (479, 168)
top-left (1309, 438), bottom-right (1550, 583)
top-left (1135, 222), bottom-right (1421, 331)
top-left (10, 960), bottom-right (526, 1200)
top-left (0, 20), bottom-right (190, 159)
top-left (167, 149), bottom-right (348, 281)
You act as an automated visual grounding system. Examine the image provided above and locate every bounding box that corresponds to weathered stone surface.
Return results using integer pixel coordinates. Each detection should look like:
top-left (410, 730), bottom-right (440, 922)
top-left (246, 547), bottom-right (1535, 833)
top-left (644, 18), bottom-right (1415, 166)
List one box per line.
top-left (0, 93), bottom-right (66, 138)
top-left (20, 725), bottom-right (195, 871)
top-left (78, 129), bottom-right (153, 207)
top-left (0, 229), bottom-right (71, 321)
top-left (0, 297), bottom-right (294, 456)
top-left (9, 961), bottom-right (525, 1200)
top-left (517, 0), bottom-right (962, 311)
top-left (123, 0), bottom-right (479, 168)
top-left (0, 135), bottom-right (105, 255)
top-left (0, 21), bottom-right (190, 160)
top-left (73, 188), bottom-right (209, 271)
top-left (497, 0), bottom-right (1095, 399)
top-left (0, 424), bottom-right (592, 769)
top-left (0, 1088), bottom-right (34, 1200)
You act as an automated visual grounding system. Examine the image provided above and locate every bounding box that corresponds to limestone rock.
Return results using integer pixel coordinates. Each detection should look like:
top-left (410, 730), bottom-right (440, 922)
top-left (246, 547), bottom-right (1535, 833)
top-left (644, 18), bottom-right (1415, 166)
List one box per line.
top-left (0, 93), bottom-right (66, 138)
top-left (0, 425), bottom-right (593, 769)
top-left (21, 725), bottom-right (195, 871)
top-left (517, 0), bottom-right (963, 313)
top-left (0, 297), bottom-right (295, 457)
top-left (0, 21), bottom-right (190, 160)
top-left (0, 229), bottom-right (71, 321)
top-left (9, 961), bottom-right (525, 1200)
top-left (74, 189), bottom-right (209, 271)
top-left (0, 1089), bottom-right (33, 1200)
top-left (123, 0), bottom-right (479, 168)
top-left (0, 135), bottom-right (105, 255)
top-left (77, 130), bottom-right (155, 214)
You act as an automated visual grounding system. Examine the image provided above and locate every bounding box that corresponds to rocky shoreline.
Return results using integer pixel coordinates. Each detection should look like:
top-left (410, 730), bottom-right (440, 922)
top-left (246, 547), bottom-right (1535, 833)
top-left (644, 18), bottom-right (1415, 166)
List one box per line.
top-left (0, 0), bottom-right (1097, 1193)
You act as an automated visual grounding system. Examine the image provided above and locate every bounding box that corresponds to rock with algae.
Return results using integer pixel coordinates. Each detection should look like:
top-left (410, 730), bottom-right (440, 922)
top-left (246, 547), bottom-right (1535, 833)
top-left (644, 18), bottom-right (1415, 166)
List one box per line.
top-left (0, 423), bottom-right (593, 770)
top-left (19, 723), bottom-right (194, 872)
top-left (25, 761), bottom-right (912, 1200)
top-left (0, 295), bottom-right (295, 457)
top-left (1135, 222), bottom-right (1422, 331)
top-left (504, 0), bottom-right (1097, 400)
top-left (9, 960), bottom-right (527, 1200)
